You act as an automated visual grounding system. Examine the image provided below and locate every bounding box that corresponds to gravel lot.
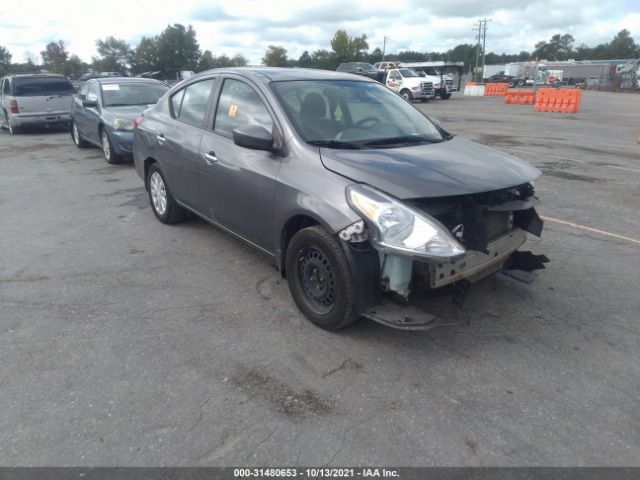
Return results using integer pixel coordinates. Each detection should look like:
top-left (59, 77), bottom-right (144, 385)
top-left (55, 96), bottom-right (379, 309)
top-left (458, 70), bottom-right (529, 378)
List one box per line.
top-left (0, 90), bottom-right (638, 466)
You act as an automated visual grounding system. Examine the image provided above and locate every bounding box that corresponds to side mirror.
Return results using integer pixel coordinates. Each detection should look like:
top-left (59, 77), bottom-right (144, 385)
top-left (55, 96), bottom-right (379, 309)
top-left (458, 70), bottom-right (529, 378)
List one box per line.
top-left (232, 125), bottom-right (274, 151)
top-left (82, 98), bottom-right (98, 108)
top-left (356, 67), bottom-right (364, 73)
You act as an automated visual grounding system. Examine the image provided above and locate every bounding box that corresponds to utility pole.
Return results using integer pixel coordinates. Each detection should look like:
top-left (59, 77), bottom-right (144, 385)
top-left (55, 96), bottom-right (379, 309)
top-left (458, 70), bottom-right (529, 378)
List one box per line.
top-left (382, 36), bottom-right (387, 61)
top-left (473, 22), bottom-right (482, 82)
top-left (473, 19), bottom-right (491, 82)
top-left (480, 18), bottom-right (492, 82)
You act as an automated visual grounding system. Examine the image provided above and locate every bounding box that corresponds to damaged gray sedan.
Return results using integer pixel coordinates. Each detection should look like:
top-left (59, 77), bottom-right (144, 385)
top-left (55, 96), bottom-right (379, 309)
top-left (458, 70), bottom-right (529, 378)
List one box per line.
top-left (133, 67), bottom-right (547, 331)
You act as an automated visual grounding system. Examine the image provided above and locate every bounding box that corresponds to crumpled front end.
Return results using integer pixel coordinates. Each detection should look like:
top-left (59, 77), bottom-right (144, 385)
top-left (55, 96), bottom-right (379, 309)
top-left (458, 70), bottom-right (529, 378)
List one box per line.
top-left (340, 182), bottom-right (549, 329)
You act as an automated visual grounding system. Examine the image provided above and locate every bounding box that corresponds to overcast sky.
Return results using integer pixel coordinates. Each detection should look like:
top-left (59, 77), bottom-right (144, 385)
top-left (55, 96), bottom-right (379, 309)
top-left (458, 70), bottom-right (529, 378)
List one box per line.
top-left (1, 0), bottom-right (639, 65)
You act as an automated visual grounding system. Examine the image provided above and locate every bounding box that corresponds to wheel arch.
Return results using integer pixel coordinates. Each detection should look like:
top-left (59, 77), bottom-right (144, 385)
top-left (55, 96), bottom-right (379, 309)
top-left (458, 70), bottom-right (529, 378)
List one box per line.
top-left (278, 213), bottom-right (324, 277)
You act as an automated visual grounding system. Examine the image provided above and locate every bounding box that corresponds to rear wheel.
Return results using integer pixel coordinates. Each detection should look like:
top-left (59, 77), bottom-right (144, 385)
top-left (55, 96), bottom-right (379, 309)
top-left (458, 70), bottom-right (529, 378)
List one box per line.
top-left (101, 128), bottom-right (123, 164)
top-left (285, 226), bottom-right (357, 330)
top-left (71, 120), bottom-right (90, 148)
top-left (400, 89), bottom-right (413, 102)
top-left (146, 163), bottom-right (186, 224)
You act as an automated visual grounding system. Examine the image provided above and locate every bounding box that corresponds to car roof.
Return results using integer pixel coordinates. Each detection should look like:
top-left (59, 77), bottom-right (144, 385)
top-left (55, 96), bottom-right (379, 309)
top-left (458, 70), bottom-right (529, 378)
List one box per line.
top-left (94, 77), bottom-right (166, 85)
top-left (186, 67), bottom-right (376, 84)
top-left (7, 73), bottom-right (68, 79)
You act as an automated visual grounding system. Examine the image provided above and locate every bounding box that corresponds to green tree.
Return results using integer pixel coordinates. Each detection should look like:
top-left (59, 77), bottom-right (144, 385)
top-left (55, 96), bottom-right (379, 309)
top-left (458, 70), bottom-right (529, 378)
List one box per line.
top-left (156, 24), bottom-right (201, 78)
top-left (93, 37), bottom-right (133, 73)
top-left (366, 47), bottom-right (383, 64)
top-left (262, 45), bottom-right (288, 67)
top-left (330, 30), bottom-right (351, 64)
top-left (232, 53), bottom-right (248, 67)
top-left (40, 40), bottom-right (69, 74)
top-left (607, 29), bottom-right (640, 59)
top-left (532, 33), bottom-right (574, 61)
top-left (0, 45), bottom-right (12, 76)
top-left (298, 50), bottom-right (312, 68)
top-left (311, 49), bottom-right (335, 70)
top-left (66, 54), bottom-right (87, 78)
top-left (133, 36), bottom-right (160, 74)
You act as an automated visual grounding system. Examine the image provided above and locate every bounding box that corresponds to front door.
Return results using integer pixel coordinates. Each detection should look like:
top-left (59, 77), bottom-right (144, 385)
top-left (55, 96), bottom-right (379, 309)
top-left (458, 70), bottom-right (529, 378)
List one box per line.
top-left (198, 77), bottom-right (280, 250)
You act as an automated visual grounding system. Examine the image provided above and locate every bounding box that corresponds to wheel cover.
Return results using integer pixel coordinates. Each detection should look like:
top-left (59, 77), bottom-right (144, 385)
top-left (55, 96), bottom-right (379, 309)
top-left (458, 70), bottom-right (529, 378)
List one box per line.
top-left (149, 172), bottom-right (167, 215)
top-left (102, 131), bottom-right (111, 160)
top-left (297, 247), bottom-right (336, 314)
top-left (401, 91), bottom-right (411, 100)
top-left (73, 123), bottom-right (80, 145)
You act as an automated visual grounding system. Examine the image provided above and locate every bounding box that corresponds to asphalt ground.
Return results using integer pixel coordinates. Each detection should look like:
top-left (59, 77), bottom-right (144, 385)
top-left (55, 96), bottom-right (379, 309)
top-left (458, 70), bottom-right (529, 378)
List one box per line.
top-left (0, 90), bottom-right (638, 466)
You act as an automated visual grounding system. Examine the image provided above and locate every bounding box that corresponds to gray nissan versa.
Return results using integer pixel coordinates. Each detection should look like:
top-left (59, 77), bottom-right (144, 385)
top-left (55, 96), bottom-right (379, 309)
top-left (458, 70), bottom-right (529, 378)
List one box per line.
top-left (133, 68), bottom-right (547, 331)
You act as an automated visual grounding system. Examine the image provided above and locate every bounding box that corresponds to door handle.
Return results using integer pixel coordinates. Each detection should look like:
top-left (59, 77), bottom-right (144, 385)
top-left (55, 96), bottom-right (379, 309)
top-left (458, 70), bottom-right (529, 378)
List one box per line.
top-left (156, 134), bottom-right (165, 144)
top-left (202, 151), bottom-right (218, 165)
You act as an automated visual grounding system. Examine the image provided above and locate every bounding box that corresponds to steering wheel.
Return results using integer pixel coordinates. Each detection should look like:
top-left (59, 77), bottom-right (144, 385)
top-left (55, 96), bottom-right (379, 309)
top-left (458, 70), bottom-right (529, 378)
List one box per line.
top-left (354, 116), bottom-right (382, 128)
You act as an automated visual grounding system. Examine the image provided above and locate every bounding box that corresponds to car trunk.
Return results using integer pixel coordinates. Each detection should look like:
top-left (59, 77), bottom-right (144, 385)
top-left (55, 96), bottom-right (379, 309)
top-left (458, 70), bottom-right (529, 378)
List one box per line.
top-left (13, 77), bottom-right (74, 115)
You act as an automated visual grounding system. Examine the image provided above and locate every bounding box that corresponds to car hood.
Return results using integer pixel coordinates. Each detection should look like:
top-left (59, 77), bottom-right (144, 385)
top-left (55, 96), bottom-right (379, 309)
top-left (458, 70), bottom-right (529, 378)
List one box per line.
top-left (102, 105), bottom-right (152, 121)
top-left (319, 136), bottom-right (541, 199)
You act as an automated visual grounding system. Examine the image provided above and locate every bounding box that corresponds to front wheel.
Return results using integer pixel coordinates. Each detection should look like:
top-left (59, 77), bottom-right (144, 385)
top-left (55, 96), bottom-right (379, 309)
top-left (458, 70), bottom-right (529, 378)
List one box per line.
top-left (285, 226), bottom-right (357, 330)
top-left (146, 163), bottom-right (186, 224)
top-left (399, 90), bottom-right (413, 102)
top-left (101, 128), bottom-right (123, 164)
top-left (440, 92), bottom-right (452, 100)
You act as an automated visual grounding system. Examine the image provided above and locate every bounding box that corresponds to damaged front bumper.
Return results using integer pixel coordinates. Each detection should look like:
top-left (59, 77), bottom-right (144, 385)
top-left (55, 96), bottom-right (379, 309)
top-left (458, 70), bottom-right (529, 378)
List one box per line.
top-left (360, 230), bottom-right (547, 330)
top-left (341, 184), bottom-right (549, 330)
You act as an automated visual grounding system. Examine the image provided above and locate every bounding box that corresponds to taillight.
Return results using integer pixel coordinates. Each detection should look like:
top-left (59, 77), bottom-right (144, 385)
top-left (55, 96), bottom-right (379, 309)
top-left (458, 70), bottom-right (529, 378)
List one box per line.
top-left (9, 100), bottom-right (19, 114)
top-left (134, 116), bottom-right (144, 128)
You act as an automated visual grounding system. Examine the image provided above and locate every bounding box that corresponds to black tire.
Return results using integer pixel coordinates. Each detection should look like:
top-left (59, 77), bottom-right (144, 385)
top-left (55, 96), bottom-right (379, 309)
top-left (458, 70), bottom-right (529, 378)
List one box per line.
top-left (146, 163), bottom-right (186, 224)
top-left (71, 120), bottom-right (90, 148)
top-left (100, 127), bottom-right (123, 164)
top-left (399, 89), bottom-right (413, 102)
top-left (439, 92), bottom-right (452, 100)
top-left (285, 226), bottom-right (357, 330)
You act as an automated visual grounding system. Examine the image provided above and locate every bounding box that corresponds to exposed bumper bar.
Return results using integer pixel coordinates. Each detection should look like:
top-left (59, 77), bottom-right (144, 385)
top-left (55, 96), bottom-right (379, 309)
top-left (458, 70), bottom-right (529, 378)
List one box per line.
top-left (429, 228), bottom-right (527, 289)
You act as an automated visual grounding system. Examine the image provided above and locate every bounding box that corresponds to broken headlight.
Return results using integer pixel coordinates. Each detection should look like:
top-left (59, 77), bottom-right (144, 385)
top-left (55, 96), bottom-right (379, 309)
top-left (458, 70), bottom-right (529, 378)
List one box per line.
top-left (346, 184), bottom-right (466, 260)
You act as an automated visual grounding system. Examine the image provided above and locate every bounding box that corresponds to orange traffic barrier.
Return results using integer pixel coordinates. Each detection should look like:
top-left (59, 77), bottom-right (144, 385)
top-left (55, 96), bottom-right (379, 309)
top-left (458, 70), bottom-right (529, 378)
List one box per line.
top-left (534, 88), bottom-right (582, 113)
top-left (504, 90), bottom-right (535, 105)
top-left (466, 82), bottom-right (477, 86)
top-left (484, 82), bottom-right (510, 96)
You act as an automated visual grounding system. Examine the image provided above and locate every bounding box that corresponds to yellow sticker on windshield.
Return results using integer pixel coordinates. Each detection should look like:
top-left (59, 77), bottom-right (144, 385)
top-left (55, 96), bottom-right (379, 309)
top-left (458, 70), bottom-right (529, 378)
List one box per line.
top-left (228, 104), bottom-right (238, 117)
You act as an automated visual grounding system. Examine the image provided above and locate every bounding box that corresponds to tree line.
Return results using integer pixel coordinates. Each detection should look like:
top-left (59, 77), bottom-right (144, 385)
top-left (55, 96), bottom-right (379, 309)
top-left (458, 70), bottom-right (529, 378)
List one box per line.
top-left (1, 24), bottom-right (638, 80)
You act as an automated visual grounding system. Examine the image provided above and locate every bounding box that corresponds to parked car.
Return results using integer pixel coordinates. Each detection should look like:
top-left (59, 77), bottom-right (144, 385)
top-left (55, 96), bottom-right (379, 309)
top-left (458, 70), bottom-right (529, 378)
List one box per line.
top-left (385, 68), bottom-right (435, 101)
top-left (133, 68), bottom-right (546, 331)
top-left (70, 77), bottom-right (168, 163)
top-left (0, 74), bottom-right (75, 134)
top-left (336, 62), bottom-right (385, 83)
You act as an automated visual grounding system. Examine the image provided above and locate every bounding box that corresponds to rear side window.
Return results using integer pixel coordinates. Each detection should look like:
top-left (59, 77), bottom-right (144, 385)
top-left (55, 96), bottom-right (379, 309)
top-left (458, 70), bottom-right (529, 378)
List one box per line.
top-left (2, 79), bottom-right (9, 95)
top-left (14, 77), bottom-right (74, 96)
top-left (173, 79), bottom-right (214, 127)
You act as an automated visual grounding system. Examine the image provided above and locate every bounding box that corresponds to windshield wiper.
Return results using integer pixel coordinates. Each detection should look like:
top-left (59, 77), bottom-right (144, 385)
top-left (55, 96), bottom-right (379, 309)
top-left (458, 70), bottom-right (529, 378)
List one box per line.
top-left (105, 103), bottom-right (133, 107)
top-left (363, 135), bottom-right (443, 147)
top-left (307, 140), bottom-right (361, 150)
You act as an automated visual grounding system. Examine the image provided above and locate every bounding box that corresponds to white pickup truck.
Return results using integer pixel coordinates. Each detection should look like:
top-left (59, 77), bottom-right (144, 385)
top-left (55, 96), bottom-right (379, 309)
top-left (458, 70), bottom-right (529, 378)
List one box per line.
top-left (384, 68), bottom-right (436, 102)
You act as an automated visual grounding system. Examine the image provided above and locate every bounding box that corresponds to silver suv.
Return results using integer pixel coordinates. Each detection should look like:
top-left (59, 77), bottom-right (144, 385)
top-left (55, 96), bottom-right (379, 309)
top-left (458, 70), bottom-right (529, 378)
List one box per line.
top-left (0, 74), bottom-right (74, 134)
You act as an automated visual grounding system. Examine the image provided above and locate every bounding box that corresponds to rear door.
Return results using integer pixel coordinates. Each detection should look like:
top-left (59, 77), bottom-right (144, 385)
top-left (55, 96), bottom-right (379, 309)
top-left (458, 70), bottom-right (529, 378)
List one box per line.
top-left (12, 76), bottom-right (74, 115)
top-left (154, 77), bottom-right (217, 208)
top-left (198, 76), bottom-right (281, 249)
